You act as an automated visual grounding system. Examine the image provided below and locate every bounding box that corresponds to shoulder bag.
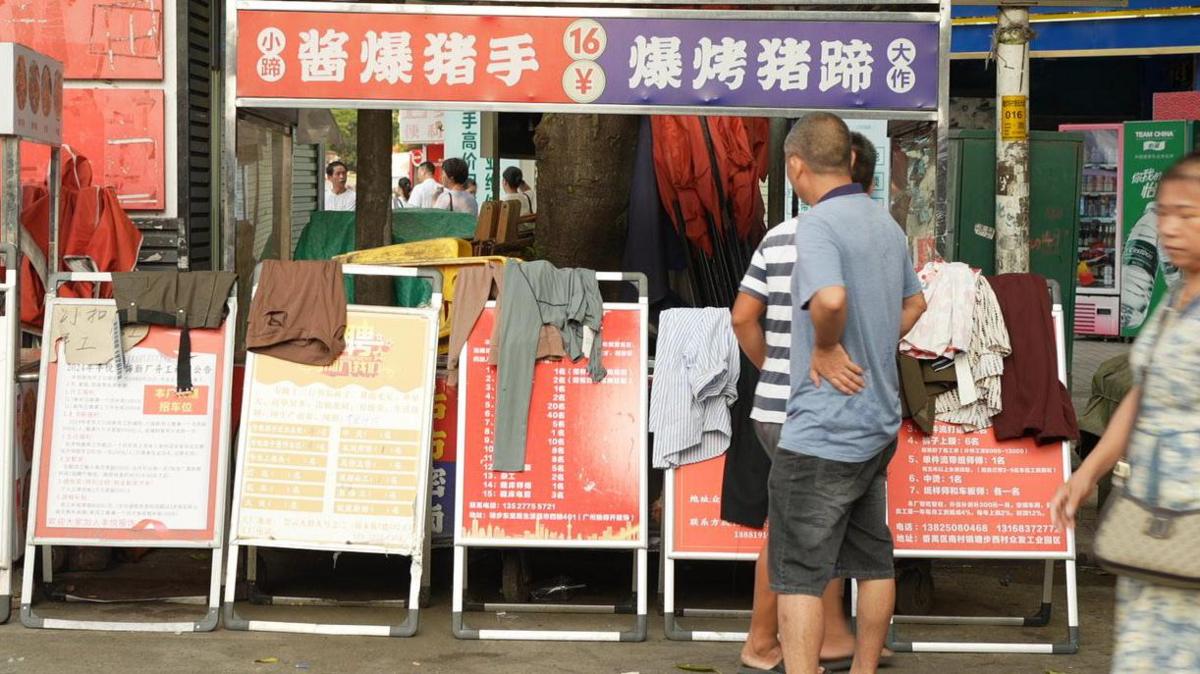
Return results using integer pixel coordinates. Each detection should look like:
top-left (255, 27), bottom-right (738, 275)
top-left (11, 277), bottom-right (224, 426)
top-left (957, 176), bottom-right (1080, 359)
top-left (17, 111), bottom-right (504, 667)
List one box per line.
top-left (1093, 300), bottom-right (1200, 588)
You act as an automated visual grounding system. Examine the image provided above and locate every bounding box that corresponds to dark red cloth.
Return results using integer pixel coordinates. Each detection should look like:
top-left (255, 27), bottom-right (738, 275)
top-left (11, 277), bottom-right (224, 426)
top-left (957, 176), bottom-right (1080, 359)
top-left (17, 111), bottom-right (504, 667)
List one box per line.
top-left (649, 116), bottom-right (767, 255)
top-left (988, 274), bottom-right (1079, 445)
top-left (4, 152), bottom-right (142, 329)
top-left (650, 116), bottom-right (717, 255)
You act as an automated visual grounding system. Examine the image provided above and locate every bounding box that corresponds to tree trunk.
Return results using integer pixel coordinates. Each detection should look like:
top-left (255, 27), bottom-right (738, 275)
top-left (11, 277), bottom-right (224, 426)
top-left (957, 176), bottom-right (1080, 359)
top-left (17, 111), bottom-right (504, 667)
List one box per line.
top-left (355, 108), bottom-right (395, 305)
top-left (533, 114), bottom-right (639, 270)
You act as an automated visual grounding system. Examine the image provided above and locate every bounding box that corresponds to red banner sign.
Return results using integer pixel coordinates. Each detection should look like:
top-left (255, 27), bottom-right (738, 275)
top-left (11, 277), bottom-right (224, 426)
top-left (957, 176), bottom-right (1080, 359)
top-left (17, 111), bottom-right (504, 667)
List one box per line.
top-left (430, 372), bottom-right (457, 544)
top-left (670, 454), bottom-right (765, 556)
top-left (458, 307), bottom-right (644, 545)
top-left (887, 420), bottom-right (1069, 556)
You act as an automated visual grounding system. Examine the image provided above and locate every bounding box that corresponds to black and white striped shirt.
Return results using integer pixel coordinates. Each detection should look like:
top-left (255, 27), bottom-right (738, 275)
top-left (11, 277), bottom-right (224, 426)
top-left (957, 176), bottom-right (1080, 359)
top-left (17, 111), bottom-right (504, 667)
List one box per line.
top-left (738, 218), bottom-right (798, 425)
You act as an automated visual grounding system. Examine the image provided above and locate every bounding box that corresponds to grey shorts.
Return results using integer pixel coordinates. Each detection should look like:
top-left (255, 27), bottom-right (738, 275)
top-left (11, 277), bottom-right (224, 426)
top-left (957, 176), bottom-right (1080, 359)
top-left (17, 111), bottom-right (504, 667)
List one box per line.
top-left (752, 421), bottom-right (780, 460)
top-left (767, 441), bottom-right (897, 596)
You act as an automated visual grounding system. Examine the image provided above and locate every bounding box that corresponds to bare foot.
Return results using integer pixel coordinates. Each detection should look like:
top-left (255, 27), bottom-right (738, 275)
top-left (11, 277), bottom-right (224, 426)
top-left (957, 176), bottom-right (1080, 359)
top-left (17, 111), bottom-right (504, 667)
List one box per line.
top-left (739, 641), bottom-right (783, 671)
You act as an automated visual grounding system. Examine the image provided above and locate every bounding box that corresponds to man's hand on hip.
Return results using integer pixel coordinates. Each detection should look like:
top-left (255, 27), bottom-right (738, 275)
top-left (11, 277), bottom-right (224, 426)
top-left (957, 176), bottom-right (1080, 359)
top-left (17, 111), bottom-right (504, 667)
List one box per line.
top-left (809, 344), bottom-right (865, 395)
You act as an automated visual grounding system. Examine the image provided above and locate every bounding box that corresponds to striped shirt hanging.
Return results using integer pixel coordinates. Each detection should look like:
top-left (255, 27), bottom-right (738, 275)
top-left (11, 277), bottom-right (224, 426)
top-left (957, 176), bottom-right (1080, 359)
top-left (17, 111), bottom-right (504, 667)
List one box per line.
top-left (650, 308), bottom-right (740, 469)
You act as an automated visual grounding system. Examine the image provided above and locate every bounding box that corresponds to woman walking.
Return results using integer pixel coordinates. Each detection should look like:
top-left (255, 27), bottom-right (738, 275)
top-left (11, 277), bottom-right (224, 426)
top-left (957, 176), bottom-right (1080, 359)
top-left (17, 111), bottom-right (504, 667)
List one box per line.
top-left (1051, 150), bottom-right (1200, 672)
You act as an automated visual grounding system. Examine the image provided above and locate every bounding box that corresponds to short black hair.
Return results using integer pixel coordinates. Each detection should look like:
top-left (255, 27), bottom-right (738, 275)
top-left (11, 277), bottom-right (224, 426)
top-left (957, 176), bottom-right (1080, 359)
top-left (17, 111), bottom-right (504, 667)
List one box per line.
top-left (849, 132), bottom-right (878, 193)
top-left (503, 166), bottom-right (524, 190)
top-left (784, 113), bottom-right (851, 175)
top-left (441, 157), bottom-right (469, 186)
top-left (325, 160), bottom-right (348, 177)
top-left (417, 161), bottom-right (436, 175)
top-left (397, 176), bottom-right (412, 192)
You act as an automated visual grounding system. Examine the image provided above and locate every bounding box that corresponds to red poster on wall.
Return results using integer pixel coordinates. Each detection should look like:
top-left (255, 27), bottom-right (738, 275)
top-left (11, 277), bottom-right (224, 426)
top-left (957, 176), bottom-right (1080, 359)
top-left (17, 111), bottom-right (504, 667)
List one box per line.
top-left (887, 420), bottom-right (1071, 557)
top-left (670, 454), bottom-right (765, 557)
top-left (457, 306), bottom-right (644, 547)
top-left (20, 88), bottom-right (166, 211)
top-left (0, 0), bottom-right (164, 80)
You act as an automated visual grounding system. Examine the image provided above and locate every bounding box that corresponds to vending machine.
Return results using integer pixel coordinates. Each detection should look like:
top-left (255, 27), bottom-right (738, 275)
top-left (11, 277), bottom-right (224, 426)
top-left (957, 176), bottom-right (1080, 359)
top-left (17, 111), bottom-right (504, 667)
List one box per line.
top-left (1119, 120), bottom-right (1198, 338)
top-left (1060, 124), bottom-right (1122, 337)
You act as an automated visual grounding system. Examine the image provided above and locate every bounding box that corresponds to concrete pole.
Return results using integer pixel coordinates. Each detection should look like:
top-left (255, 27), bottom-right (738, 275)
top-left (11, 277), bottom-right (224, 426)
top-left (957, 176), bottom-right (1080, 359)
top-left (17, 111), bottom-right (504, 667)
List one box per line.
top-left (994, 7), bottom-right (1031, 274)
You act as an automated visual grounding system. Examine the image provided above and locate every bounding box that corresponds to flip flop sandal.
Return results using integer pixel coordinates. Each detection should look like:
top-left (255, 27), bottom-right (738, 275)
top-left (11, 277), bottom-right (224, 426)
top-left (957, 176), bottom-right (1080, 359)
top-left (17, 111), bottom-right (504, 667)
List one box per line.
top-left (819, 657), bottom-right (854, 672)
top-left (737, 661), bottom-right (786, 674)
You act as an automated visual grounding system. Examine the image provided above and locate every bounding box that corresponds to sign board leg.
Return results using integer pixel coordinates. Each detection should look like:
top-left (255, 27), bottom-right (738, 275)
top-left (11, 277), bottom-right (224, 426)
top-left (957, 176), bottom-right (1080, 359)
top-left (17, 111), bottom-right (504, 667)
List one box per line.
top-left (40, 546), bottom-right (52, 584)
top-left (0, 568), bottom-right (10, 625)
top-left (887, 559), bottom-right (1078, 653)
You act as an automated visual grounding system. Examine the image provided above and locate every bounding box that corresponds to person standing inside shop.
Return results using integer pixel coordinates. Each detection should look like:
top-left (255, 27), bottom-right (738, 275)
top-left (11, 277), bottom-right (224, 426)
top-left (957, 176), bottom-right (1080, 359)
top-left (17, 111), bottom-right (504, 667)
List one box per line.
top-left (502, 166), bottom-right (537, 216)
top-left (1051, 150), bottom-right (1200, 673)
top-left (434, 157), bottom-right (479, 215)
top-left (771, 113), bottom-right (924, 674)
top-left (323, 161), bottom-right (356, 211)
top-left (392, 176), bottom-right (413, 209)
top-left (732, 132), bottom-right (886, 674)
top-left (408, 161), bottom-right (440, 209)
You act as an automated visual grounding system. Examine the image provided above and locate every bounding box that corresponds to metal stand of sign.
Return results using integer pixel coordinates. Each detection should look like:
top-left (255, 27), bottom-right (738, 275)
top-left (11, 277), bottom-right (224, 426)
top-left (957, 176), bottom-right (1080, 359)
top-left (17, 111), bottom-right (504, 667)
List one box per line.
top-left (451, 273), bottom-right (649, 642)
top-left (661, 466), bottom-right (755, 642)
top-left (242, 527), bottom-right (433, 609)
top-left (223, 264), bottom-right (442, 637)
top-left (0, 245), bottom-right (19, 624)
top-left (2, 49), bottom-right (64, 619)
top-left (859, 299), bottom-right (1080, 655)
top-left (20, 272), bottom-right (237, 632)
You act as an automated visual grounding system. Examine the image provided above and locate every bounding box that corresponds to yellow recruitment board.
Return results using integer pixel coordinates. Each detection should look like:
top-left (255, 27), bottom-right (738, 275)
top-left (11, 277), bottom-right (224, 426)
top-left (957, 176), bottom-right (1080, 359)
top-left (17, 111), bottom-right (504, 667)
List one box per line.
top-left (230, 307), bottom-right (437, 555)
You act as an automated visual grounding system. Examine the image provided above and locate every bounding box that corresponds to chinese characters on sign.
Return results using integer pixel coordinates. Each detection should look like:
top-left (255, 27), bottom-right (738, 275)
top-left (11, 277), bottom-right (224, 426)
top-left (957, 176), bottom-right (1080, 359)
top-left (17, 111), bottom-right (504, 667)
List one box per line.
top-left (237, 11), bottom-right (938, 111)
top-left (37, 326), bottom-right (224, 540)
top-left (233, 312), bottom-right (435, 555)
top-left (459, 308), bottom-right (643, 544)
top-left (430, 372), bottom-right (458, 544)
top-left (672, 453), bottom-right (765, 556)
top-left (887, 421), bottom-right (1070, 555)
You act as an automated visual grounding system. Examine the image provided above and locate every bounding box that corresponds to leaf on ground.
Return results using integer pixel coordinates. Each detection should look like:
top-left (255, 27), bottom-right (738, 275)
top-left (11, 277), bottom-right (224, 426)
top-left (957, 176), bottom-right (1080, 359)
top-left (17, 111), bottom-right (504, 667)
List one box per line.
top-left (254, 657), bottom-right (279, 664)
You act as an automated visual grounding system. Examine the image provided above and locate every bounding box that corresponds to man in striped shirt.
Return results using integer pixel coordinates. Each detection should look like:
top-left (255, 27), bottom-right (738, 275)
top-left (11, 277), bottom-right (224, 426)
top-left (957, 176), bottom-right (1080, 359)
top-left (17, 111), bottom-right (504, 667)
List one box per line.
top-left (731, 132), bottom-right (880, 673)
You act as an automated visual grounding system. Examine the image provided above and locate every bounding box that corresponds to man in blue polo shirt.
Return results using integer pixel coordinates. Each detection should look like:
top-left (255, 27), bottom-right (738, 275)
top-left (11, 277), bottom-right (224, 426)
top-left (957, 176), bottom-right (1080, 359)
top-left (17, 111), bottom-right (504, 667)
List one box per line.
top-left (770, 113), bottom-right (926, 674)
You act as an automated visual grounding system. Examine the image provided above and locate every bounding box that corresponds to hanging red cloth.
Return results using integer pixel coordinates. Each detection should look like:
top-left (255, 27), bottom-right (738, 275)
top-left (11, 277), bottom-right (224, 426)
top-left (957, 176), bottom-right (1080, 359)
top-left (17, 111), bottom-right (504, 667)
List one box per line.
top-left (650, 116), bottom-right (720, 255)
top-left (708, 116), bottom-right (766, 245)
top-left (5, 151), bottom-right (143, 330)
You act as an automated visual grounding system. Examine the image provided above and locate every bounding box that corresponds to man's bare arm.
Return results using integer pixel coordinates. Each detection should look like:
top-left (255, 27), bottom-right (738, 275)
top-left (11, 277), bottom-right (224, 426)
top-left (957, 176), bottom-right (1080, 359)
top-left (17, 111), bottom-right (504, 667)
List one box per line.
top-left (808, 286), bottom-right (864, 394)
top-left (732, 292), bottom-right (768, 370)
top-left (810, 286), bottom-right (848, 349)
top-left (900, 292), bottom-right (927, 337)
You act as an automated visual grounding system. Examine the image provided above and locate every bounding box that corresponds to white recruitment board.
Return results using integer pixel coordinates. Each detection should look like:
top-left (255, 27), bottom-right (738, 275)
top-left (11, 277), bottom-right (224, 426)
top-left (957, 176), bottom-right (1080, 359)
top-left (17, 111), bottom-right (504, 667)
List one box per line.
top-left (29, 300), bottom-right (233, 547)
top-left (23, 288), bottom-right (236, 632)
top-left (229, 305), bottom-right (439, 555)
top-left (225, 264), bottom-right (441, 637)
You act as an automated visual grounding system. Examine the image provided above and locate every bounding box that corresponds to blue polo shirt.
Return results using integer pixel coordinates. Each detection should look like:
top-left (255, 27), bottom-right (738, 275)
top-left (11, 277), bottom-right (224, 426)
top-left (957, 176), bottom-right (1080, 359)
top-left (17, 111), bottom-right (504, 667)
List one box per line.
top-left (779, 183), bottom-right (922, 462)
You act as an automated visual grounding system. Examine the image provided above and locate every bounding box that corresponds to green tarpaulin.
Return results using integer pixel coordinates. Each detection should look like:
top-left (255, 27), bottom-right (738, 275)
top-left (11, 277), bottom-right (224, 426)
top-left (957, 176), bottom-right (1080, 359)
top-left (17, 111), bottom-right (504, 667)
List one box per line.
top-left (293, 209), bottom-right (475, 305)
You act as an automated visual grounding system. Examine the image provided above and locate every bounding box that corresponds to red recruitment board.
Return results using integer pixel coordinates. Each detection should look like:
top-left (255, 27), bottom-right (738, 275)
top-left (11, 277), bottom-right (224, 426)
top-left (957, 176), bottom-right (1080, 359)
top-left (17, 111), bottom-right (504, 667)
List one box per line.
top-left (669, 453), bottom-right (765, 558)
top-left (430, 371), bottom-right (457, 545)
top-left (887, 420), bottom-right (1071, 558)
top-left (34, 319), bottom-right (229, 544)
top-left (457, 306), bottom-right (644, 547)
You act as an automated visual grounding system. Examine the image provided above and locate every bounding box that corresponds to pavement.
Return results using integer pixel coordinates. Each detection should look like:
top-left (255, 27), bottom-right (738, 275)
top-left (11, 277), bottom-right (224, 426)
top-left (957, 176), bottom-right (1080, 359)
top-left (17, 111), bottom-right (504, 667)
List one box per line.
top-left (0, 337), bottom-right (1131, 674)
